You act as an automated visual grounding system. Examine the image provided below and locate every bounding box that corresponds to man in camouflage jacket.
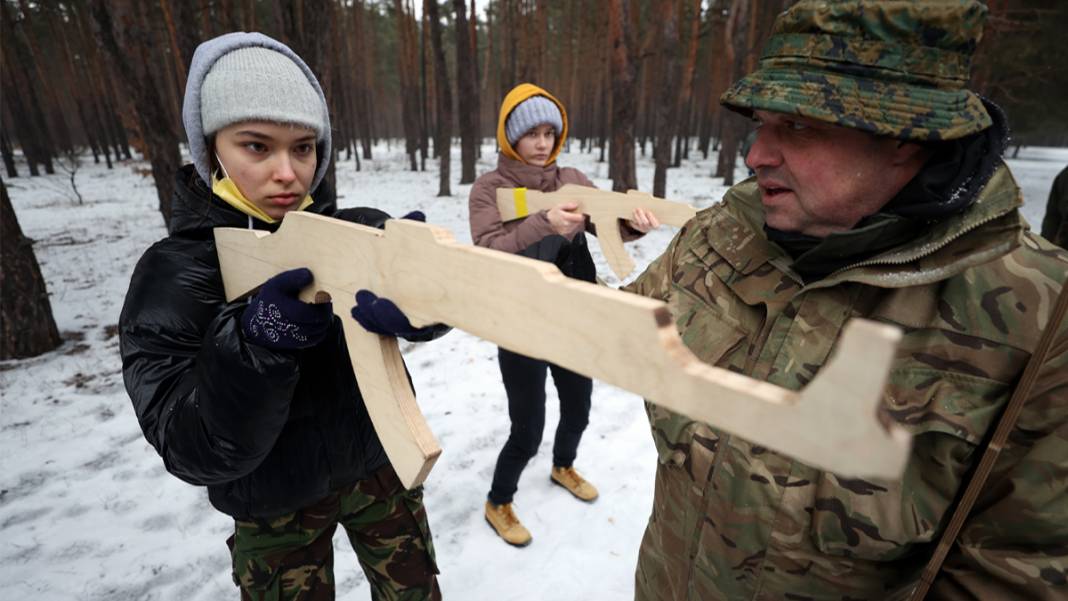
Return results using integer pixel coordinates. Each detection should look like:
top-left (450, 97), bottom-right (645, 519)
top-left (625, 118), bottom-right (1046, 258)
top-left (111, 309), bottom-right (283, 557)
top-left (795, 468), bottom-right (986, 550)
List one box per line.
top-left (626, 2), bottom-right (1068, 600)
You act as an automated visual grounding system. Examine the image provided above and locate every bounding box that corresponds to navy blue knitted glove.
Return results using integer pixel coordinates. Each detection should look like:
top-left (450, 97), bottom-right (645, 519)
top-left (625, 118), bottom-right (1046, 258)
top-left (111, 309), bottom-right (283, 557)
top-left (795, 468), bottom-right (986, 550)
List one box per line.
top-left (335, 208), bottom-right (425, 229)
top-left (351, 290), bottom-right (450, 342)
top-left (241, 268), bottom-right (334, 350)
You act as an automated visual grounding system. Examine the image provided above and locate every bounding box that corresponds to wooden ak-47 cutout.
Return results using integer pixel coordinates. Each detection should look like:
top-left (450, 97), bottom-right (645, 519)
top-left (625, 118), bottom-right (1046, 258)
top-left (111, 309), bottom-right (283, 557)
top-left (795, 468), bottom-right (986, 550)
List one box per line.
top-left (215, 213), bottom-right (911, 489)
top-left (496, 184), bottom-right (698, 279)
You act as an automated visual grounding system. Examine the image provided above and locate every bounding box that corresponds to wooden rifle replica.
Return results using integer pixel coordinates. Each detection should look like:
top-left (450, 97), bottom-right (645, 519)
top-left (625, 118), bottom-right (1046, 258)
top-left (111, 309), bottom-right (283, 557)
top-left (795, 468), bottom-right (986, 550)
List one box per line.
top-left (496, 184), bottom-right (698, 279)
top-left (215, 213), bottom-right (911, 489)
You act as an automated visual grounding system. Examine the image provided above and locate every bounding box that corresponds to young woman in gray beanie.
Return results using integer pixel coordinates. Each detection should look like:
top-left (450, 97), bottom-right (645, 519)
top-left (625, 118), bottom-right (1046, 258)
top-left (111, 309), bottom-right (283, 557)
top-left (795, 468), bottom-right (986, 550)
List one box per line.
top-left (119, 32), bottom-right (443, 600)
top-left (468, 83), bottom-right (659, 547)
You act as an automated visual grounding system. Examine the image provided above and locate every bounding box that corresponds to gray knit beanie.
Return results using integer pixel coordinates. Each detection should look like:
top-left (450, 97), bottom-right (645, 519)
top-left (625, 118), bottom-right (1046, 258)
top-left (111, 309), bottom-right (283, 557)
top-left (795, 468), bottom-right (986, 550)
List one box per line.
top-left (505, 96), bottom-right (563, 146)
top-left (182, 32), bottom-right (331, 192)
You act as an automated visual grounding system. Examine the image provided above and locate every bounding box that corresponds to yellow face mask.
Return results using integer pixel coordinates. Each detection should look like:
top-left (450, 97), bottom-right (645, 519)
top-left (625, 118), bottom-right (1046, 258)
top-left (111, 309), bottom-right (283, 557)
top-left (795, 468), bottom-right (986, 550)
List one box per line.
top-left (211, 155), bottom-right (313, 224)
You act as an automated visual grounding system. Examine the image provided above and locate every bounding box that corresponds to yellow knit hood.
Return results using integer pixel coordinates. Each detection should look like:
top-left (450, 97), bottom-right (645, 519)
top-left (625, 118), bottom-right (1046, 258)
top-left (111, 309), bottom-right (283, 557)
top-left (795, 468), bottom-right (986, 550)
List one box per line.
top-left (496, 83), bottom-right (569, 165)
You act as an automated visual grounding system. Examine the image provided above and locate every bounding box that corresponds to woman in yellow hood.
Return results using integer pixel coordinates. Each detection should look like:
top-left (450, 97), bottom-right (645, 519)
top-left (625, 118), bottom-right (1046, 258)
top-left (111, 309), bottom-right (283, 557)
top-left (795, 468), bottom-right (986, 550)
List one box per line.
top-left (468, 83), bottom-right (658, 547)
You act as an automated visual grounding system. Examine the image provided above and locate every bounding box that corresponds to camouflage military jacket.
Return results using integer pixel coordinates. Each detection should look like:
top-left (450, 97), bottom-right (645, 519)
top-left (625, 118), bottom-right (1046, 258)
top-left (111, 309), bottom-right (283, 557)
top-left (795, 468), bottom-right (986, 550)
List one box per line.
top-left (627, 164), bottom-right (1068, 601)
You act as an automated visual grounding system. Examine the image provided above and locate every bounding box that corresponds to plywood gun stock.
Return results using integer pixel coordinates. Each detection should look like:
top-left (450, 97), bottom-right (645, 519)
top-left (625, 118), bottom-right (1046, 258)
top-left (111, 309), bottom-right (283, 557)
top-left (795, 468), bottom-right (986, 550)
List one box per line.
top-left (216, 212), bottom-right (911, 489)
top-left (496, 184), bottom-right (699, 278)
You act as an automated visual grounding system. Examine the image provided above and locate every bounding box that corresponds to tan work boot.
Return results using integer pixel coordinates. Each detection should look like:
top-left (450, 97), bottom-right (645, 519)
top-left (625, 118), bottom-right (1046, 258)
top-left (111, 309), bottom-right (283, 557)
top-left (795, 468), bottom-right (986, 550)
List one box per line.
top-left (551, 466), bottom-right (599, 502)
top-left (485, 501), bottom-right (533, 547)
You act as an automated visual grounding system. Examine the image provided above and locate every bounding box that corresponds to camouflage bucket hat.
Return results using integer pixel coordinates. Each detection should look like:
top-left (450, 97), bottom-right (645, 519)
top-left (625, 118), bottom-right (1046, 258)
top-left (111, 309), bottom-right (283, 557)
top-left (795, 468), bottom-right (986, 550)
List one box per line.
top-left (721, 0), bottom-right (993, 141)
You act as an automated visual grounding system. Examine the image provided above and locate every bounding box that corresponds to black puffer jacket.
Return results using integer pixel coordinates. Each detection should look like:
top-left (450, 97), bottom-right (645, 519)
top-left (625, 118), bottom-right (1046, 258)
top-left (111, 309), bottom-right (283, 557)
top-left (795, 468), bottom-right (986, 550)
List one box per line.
top-left (120, 165), bottom-right (393, 519)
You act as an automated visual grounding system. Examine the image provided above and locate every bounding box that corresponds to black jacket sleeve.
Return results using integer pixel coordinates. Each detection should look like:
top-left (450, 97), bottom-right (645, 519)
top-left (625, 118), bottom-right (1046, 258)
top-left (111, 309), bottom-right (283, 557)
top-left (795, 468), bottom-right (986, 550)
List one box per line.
top-left (1041, 167), bottom-right (1067, 245)
top-left (119, 239), bottom-right (299, 486)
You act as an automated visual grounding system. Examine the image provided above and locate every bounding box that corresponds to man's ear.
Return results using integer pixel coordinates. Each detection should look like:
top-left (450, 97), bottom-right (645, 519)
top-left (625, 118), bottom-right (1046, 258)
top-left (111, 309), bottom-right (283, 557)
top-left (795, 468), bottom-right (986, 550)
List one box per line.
top-left (892, 140), bottom-right (933, 168)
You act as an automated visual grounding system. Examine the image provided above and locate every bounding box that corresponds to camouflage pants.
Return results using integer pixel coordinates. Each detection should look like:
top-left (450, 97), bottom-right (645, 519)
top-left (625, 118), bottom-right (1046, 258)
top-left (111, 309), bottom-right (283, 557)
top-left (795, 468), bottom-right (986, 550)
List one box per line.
top-left (228, 464), bottom-right (441, 601)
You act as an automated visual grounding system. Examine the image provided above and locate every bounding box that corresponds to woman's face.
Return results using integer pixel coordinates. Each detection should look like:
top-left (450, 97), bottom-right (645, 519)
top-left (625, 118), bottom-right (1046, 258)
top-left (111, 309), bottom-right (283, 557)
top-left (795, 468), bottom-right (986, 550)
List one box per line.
top-left (213, 121), bottom-right (317, 220)
top-left (514, 124), bottom-right (556, 166)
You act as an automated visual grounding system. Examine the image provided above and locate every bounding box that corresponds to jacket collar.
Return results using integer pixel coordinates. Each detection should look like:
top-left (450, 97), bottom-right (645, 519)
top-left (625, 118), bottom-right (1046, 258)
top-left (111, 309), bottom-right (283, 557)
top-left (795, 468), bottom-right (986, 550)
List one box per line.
top-left (705, 162), bottom-right (1024, 290)
top-left (167, 164), bottom-right (337, 238)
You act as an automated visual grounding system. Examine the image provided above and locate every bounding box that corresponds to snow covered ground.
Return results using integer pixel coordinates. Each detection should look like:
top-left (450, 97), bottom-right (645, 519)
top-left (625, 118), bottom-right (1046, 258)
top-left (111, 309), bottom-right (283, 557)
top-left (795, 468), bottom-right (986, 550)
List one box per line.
top-left (2, 141), bottom-right (1065, 601)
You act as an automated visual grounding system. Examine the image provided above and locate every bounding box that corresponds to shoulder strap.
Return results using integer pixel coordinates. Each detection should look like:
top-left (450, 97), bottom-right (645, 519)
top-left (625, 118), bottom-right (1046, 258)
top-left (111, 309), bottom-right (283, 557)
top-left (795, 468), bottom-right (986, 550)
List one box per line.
top-left (910, 282), bottom-right (1068, 599)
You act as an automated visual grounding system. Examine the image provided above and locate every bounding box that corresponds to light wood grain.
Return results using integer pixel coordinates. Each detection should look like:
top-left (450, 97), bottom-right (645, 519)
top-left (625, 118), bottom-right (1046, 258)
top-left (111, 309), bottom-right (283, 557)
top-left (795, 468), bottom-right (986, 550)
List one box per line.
top-left (495, 184), bottom-right (698, 278)
top-left (216, 212), bottom-right (911, 488)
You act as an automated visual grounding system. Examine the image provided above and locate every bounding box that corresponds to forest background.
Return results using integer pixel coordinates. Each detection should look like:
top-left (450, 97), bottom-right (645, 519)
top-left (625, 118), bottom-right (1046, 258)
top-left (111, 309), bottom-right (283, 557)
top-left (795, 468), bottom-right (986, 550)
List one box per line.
top-left (2, 0), bottom-right (1067, 226)
top-left (3, 0), bottom-right (1068, 379)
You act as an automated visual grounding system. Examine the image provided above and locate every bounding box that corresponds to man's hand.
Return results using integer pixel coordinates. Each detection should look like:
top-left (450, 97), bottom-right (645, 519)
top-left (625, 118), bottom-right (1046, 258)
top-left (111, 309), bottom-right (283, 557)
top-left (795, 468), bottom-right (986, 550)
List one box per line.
top-left (626, 207), bottom-right (661, 233)
top-left (241, 268), bottom-right (333, 350)
top-left (546, 202), bottom-right (586, 236)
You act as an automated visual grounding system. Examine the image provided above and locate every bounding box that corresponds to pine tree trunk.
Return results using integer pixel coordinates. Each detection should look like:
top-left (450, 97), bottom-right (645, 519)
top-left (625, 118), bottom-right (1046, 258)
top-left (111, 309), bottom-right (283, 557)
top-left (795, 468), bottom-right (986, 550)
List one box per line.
top-left (426, 0), bottom-right (453, 197)
top-left (169, 0), bottom-right (202, 79)
top-left (158, 0), bottom-right (190, 95)
top-left (715, 0), bottom-right (783, 184)
top-left (200, 0), bottom-right (215, 39)
top-left (72, 0), bottom-right (122, 166)
top-left (102, 90), bottom-right (132, 161)
top-left (652, 0), bottom-right (680, 198)
top-left (153, 20), bottom-right (185, 136)
top-left (352, 0), bottom-right (374, 160)
top-left (0, 55), bottom-right (47, 177)
top-left (340, 2), bottom-right (361, 168)
top-left (76, 102), bottom-right (103, 165)
top-left (16, 0), bottom-right (74, 154)
top-left (597, 14), bottom-right (610, 163)
top-left (673, 0), bottom-right (701, 168)
top-left (1, 95), bottom-right (20, 176)
top-left (1, 129), bottom-right (17, 178)
top-left (715, 0), bottom-right (751, 186)
top-left (419, 8), bottom-right (430, 171)
top-left (608, 0), bottom-right (638, 192)
top-left (284, 0), bottom-right (337, 188)
top-left (0, 178), bottom-right (62, 359)
top-left (453, 0), bottom-right (479, 183)
top-left (534, 0), bottom-right (547, 82)
top-left (1, 2), bottom-right (55, 175)
top-left (90, 0), bottom-right (181, 227)
top-left (393, 0), bottom-right (421, 171)
top-left (481, 2), bottom-right (496, 139)
top-left (48, 3), bottom-right (96, 161)
top-left (639, 15), bottom-right (658, 162)
top-left (469, 0), bottom-right (482, 159)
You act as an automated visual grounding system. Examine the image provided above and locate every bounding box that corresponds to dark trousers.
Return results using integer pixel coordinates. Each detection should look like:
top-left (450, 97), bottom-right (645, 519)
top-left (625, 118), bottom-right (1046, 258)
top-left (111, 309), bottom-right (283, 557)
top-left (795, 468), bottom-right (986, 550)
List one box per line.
top-left (488, 347), bottom-right (593, 505)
